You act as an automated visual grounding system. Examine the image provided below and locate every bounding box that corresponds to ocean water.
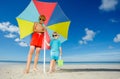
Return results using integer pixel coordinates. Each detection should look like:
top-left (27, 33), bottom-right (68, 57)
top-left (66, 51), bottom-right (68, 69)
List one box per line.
top-left (0, 60), bottom-right (120, 65)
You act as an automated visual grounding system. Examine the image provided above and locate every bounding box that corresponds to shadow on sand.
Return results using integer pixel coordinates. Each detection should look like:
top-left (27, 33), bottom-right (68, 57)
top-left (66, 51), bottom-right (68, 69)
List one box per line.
top-left (58, 68), bottom-right (120, 72)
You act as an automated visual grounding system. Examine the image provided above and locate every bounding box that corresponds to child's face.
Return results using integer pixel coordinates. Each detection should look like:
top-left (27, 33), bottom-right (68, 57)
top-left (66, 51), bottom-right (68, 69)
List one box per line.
top-left (39, 18), bottom-right (45, 24)
top-left (53, 34), bottom-right (59, 39)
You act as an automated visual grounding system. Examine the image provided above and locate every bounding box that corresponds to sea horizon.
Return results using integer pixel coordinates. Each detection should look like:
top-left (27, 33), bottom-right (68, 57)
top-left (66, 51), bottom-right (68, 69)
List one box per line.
top-left (0, 60), bottom-right (120, 64)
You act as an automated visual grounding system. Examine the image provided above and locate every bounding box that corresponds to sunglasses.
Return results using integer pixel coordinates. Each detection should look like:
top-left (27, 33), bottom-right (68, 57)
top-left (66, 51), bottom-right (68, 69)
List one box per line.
top-left (39, 18), bottom-right (45, 21)
top-left (52, 35), bottom-right (58, 37)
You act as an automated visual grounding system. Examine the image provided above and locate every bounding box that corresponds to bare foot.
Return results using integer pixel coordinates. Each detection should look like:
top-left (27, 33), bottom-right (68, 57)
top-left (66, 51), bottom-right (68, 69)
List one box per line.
top-left (24, 69), bottom-right (29, 74)
top-left (52, 69), bottom-right (56, 72)
top-left (33, 67), bottom-right (39, 71)
top-left (48, 70), bottom-right (53, 74)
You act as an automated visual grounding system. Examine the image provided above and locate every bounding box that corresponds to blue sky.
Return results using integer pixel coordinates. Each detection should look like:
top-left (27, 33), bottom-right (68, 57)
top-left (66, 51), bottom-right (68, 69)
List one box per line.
top-left (0, 0), bottom-right (120, 62)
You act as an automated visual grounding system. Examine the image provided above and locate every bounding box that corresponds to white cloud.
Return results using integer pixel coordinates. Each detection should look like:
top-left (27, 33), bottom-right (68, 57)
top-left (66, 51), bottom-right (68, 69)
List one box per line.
top-left (114, 34), bottom-right (120, 43)
top-left (79, 28), bottom-right (96, 45)
top-left (0, 22), bottom-right (28, 47)
top-left (4, 33), bottom-right (16, 38)
top-left (0, 22), bottom-right (19, 33)
top-left (0, 22), bottom-right (10, 31)
top-left (14, 38), bottom-right (28, 47)
top-left (99, 0), bottom-right (118, 11)
top-left (83, 28), bottom-right (96, 41)
top-left (79, 40), bottom-right (87, 45)
top-left (0, 22), bottom-right (19, 39)
top-left (109, 19), bottom-right (119, 23)
top-left (108, 45), bottom-right (114, 49)
top-left (15, 38), bottom-right (21, 42)
top-left (19, 42), bottom-right (28, 47)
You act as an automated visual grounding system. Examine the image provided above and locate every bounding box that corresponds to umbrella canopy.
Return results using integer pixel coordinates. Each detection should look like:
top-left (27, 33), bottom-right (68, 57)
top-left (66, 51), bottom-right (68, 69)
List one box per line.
top-left (16, 0), bottom-right (70, 73)
top-left (16, 0), bottom-right (70, 44)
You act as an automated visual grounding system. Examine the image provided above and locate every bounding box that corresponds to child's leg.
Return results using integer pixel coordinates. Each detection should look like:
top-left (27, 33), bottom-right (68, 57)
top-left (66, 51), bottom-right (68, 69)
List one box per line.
top-left (33, 47), bottom-right (41, 70)
top-left (25, 46), bottom-right (35, 73)
top-left (49, 60), bottom-right (54, 73)
top-left (53, 60), bottom-right (56, 72)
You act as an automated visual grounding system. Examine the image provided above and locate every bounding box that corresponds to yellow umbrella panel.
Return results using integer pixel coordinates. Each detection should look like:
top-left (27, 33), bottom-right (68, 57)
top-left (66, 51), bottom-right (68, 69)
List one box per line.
top-left (47, 21), bottom-right (71, 43)
top-left (16, 18), bottom-right (34, 39)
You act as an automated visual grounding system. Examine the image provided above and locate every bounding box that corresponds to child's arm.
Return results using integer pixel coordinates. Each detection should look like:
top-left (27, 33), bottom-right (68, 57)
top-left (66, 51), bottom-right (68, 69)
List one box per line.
top-left (45, 40), bottom-right (50, 46)
top-left (43, 26), bottom-right (47, 32)
top-left (59, 47), bottom-right (62, 56)
top-left (40, 25), bottom-right (46, 33)
top-left (33, 22), bottom-right (37, 32)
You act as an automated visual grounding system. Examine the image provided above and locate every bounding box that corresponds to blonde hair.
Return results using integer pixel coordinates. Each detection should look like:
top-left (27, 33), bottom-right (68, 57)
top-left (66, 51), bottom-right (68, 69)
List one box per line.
top-left (52, 32), bottom-right (58, 35)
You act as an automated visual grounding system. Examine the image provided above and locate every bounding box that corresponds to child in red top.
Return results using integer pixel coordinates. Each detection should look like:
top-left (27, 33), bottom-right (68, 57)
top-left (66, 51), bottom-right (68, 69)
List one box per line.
top-left (25, 15), bottom-right (46, 73)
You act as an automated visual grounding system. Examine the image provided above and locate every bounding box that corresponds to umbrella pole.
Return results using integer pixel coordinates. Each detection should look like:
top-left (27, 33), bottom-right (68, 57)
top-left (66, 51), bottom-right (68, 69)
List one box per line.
top-left (43, 32), bottom-right (46, 73)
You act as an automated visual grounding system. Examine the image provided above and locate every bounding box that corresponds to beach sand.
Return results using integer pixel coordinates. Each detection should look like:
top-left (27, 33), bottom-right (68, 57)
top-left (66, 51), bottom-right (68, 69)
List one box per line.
top-left (0, 63), bottom-right (120, 79)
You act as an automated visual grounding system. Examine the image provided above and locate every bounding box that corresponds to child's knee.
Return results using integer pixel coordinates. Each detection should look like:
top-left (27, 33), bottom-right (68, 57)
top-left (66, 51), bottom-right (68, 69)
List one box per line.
top-left (29, 51), bottom-right (34, 55)
top-left (35, 52), bottom-right (40, 57)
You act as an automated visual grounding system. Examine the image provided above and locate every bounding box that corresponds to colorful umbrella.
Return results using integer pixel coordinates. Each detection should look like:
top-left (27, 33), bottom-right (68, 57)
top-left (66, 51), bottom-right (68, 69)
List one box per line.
top-left (16, 0), bottom-right (70, 73)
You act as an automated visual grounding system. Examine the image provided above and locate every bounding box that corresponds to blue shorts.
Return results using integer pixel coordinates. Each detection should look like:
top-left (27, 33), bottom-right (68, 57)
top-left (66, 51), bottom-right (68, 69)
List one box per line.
top-left (50, 51), bottom-right (59, 60)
